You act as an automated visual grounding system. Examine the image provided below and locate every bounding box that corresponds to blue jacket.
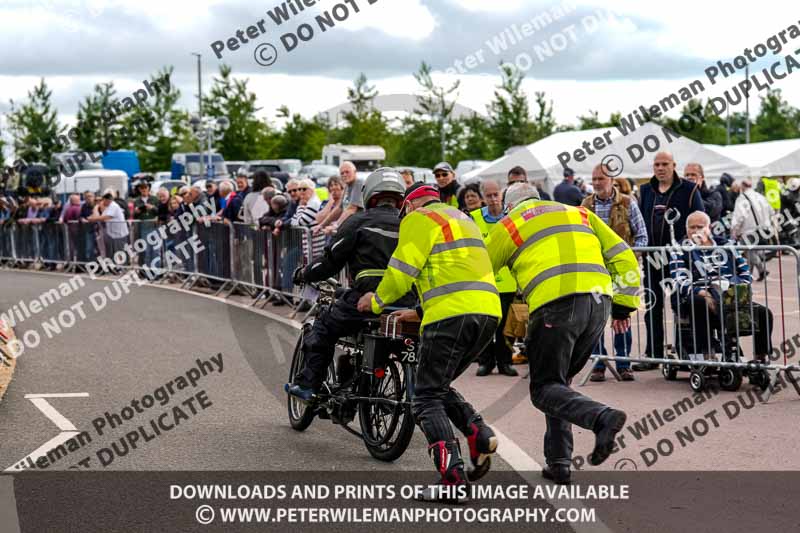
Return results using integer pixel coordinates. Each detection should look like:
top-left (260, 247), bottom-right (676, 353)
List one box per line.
top-left (639, 173), bottom-right (704, 246)
top-left (669, 236), bottom-right (752, 301)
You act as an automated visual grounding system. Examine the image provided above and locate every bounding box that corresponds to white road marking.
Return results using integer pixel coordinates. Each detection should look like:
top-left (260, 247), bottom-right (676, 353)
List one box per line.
top-left (4, 393), bottom-right (88, 472)
top-left (494, 428), bottom-right (613, 533)
top-left (25, 393), bottom-right (90, 399)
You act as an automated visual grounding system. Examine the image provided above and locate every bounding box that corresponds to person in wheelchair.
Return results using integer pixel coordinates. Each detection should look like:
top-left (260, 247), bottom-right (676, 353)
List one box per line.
top-left (669, 211), bottom-right (774, 362)
top-left (287, 168), bottom-right (416, 401)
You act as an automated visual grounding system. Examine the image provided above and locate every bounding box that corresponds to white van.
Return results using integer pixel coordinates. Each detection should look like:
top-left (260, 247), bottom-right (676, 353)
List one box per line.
top-left (322, 144), bottom-right (385, 172)
top-left (54, 169), bottom-right (129, 198)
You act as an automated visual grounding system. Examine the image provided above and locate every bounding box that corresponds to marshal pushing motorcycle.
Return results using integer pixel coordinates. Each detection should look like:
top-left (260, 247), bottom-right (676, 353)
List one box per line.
top-left (287, 168), bottom-right (416, 401)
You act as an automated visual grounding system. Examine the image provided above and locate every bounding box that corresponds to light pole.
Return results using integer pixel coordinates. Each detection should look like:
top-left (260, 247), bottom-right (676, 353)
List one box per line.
top-left (190, 116), bottom-right (229, 180)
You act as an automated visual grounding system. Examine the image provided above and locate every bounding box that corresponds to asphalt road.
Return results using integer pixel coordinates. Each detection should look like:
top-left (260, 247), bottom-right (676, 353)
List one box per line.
top-left (0, 270), bottom-right (494, 473)
top-left (2, 269), bottom-right (799, 533)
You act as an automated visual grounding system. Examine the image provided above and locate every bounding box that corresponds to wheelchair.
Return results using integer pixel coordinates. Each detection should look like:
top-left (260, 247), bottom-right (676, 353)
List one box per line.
top-left (662, 283), bottom-right (771, 393)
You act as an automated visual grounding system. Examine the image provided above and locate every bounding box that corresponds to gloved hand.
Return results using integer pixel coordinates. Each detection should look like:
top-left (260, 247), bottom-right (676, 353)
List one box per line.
top-left (292, 267), bottom-right (305, 286)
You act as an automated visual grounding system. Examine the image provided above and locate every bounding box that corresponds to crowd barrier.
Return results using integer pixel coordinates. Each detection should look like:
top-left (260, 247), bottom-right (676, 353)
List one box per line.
top-left (2, 220), bottom-right (800, 398)
top-left (0, 220), bottom-right (324, 318)
top-left (584, 244), bottom-right (800, 401)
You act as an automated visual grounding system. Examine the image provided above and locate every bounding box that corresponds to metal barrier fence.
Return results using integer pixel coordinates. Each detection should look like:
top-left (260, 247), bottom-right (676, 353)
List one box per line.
top-left (584, 244), bottom-right (800, 401)
top-left (3, 221), bottom-right (799, 398)
top-left (0, 220), bottom-right (316, 310)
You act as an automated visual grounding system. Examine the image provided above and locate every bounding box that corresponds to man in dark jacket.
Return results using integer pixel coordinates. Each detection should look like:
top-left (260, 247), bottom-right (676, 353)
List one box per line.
top-left (635, 152), bottom-right (704, 371)
top-left (287, 168), bottom-right (415, 400)
top-left (716, 173), bottom-right (736, 222)
top-left (553, 167), bottom-right (583, 206)
top-left (685, 163), bottom-right (723, 223)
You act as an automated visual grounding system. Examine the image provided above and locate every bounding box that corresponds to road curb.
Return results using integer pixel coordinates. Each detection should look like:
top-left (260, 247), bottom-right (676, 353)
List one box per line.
top-left (0, 319), bottom-right (18, 403)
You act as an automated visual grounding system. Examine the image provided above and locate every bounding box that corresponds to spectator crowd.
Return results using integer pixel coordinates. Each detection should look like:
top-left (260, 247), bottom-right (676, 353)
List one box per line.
top-left (2, 153), bottom-right (799, 379)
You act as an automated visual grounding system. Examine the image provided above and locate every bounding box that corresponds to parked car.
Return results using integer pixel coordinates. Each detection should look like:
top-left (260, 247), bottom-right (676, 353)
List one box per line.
top-left (154, 171), bottom-right (174, 182)
top-left (225, 161), bottom-right (246, 176)
top-left (240, 159), bottom-right (302, 179)
top-left (299, 164), bottom-right (339, 186)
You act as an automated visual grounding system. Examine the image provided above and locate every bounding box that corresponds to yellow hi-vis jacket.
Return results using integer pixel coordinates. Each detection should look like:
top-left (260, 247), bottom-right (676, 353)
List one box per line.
top-left (370, 202), bottom-right (502, 329)
top-left (762, 178), bottom-right (781, 211)
top-left (486, 199), bottom-right (640, 314)
top-left (470, 208), bottom-right (517, 294)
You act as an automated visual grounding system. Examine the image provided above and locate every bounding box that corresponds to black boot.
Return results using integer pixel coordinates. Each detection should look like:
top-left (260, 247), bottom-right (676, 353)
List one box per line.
top-left (416, 440), bottom-right (470, 504)
top-left (497, 363), bottom-right (519, 377)
top-left (464, 414), bottom-right (498, 482)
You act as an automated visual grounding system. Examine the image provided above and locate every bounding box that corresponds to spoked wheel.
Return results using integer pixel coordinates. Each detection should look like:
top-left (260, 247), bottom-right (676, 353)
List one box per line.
top-left (358, 360), bottom-right (415, 462)
top-left (287, 328), bottom-right (316, 431)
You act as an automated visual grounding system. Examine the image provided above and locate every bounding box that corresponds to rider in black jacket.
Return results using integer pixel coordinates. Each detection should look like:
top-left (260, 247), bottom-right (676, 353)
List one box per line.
top-left (287, 168), bottom-right (415, 400)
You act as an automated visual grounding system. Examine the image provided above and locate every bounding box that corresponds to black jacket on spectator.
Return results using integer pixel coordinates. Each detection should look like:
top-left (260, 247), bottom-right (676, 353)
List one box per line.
top-left (698, 182), bottom-right (723, 223)
top-left (156, 201), bottom-right (170, 223)
top-left (639, 172), bottom-right (704, 246)
top-left (208, 191), bottom-right (222, 212)
top-left (279, 200), bottom-right (298, 225)
top-left (302, 204), bottom-right (415, 305)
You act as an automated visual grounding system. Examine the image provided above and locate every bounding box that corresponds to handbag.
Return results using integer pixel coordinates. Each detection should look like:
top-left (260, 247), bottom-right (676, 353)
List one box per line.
top-left (503, 303), bottom-right (529, 338)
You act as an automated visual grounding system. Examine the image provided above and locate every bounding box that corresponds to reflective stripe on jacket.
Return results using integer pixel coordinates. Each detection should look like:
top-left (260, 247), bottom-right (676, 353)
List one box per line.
top-left (486, 199), bottom-right (640, 314)
top-left (371, 202), bottom-right (501, 328)
top-left (470, 208), bottom-right (517, 293)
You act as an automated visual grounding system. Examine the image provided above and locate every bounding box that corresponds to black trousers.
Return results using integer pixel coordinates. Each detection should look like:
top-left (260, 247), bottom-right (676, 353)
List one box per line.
top-left (527, 294), bottom-right (613, 467)
top-left (297, 289), bottom-right (371, 390)
top-left (413, 314), bottom-right (498, 445)
top-left (478, 292), bottom-right (515, 368)
top-left (643, 263), bottom-right (666, 357)
top-left (676, 295), bottom-right (774, 356)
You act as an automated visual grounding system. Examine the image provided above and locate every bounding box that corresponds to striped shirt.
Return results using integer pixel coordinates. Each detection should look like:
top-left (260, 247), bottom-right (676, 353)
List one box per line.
top-left (291, 196), bottom-right (326, 259)
top-left (669, 238), bottom-right (751, 299)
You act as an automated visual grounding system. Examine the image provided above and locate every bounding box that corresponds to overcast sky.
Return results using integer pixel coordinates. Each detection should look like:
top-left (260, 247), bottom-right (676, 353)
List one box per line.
top-left (2, 0), bottom-right (799, 138)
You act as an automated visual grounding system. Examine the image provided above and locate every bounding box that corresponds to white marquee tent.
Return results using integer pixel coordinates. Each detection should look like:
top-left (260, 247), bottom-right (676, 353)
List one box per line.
top-left (463, 122), bottom-right (751, 191)
top-left (704, 139), bottom-right (800, 178)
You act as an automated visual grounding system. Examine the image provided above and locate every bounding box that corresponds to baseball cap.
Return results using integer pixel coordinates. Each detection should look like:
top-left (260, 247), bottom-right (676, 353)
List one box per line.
top-left (433, 162), bottom-right (454, 174)
top-left (563, 167), bottom-right (575, 178)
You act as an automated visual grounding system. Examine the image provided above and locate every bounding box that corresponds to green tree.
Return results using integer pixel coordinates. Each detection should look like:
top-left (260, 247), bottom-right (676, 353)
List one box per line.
top-left (660, 98), bottom-right (728, 145)
top-left (5, 78), bottom-right (63, 164)
top-left (450, 113), bottom-right (495, 162)
top-left (393, 115), bottom-right (444, 168)
top-left (531, 91), bottom-right (556, 140)
top-left (339, 73), bottom-right (391, 147)
top-left (413, 61), bottom-right (460, 161)
top-left (275, 106), bottom-right (327, 162)
top-left (486, 63), bottom-right (535, 153)
top-left (574, 110), bottom-right (621, 130)
top-left (752, 89), bottom-right (800, 142)
top-left (74, 82), bottom-right (118, 152)
top-left (117, 67), bottom-right (195, 171)
top-left (202, 64), bottom-right (275, 160)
